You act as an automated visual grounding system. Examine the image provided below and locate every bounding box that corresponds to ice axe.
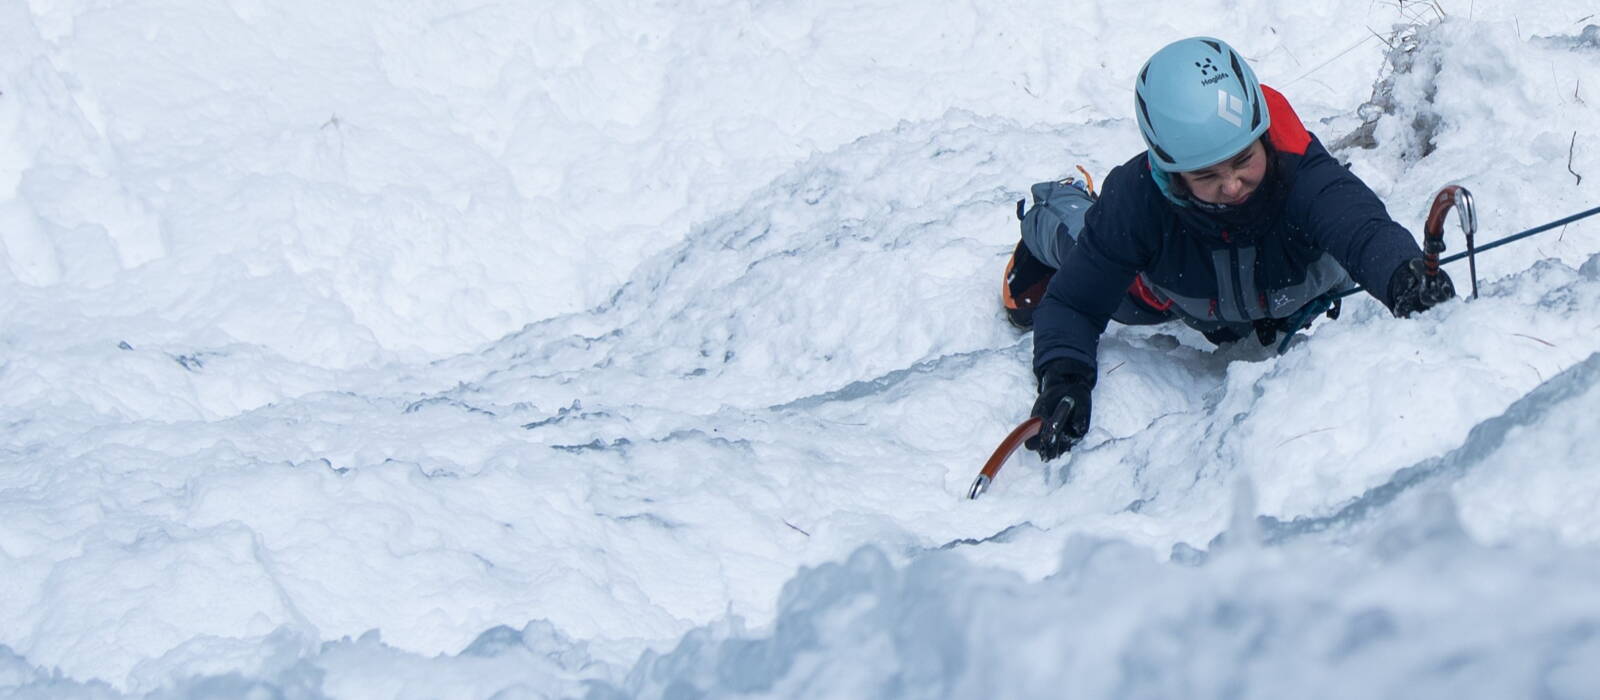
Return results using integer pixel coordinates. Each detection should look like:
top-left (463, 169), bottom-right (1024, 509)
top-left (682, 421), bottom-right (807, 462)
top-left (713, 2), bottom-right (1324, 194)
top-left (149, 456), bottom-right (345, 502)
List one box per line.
top-left (966, 417), bottom-right (1041, 499)
top-left (1422, 185), bottom-right (1479, 298)
top-left (1331, 188), bottom-right (1600, 304)
top-left (1276, 188), bottom-right (1600, 351)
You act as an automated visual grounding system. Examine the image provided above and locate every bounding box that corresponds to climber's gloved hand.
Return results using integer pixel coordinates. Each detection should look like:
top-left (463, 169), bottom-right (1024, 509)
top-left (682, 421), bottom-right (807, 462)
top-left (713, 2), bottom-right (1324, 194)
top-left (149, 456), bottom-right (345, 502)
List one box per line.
top-left (1025, 359), bottom-right (1094, 461)
top-left (1389, 258), bottom-right (1457, 318)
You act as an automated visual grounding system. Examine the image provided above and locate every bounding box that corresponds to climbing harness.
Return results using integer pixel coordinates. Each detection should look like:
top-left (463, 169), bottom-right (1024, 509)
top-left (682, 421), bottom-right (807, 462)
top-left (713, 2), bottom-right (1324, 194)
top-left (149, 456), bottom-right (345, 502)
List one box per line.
top-left (1272, 293), bottom-right (1342, 354)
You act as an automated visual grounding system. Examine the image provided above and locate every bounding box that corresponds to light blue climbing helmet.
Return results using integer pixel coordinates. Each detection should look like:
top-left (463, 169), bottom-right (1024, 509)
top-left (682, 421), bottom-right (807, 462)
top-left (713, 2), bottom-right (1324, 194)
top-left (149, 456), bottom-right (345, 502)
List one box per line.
top-left (1134, 37), bottom-right (1270, 174)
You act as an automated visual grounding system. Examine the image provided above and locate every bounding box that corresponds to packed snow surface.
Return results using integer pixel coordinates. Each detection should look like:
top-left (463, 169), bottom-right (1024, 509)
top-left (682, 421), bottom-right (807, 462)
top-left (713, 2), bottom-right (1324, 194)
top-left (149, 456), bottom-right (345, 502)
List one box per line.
top-left (3, 1), bottom-right (1600, 697)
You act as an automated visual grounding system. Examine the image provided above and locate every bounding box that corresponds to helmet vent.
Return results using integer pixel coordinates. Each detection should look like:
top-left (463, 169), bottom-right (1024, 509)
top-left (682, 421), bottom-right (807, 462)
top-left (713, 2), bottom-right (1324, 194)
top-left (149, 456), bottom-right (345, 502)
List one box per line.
top-left (1134, 37), bottom-right (1268, 172)
top-left (1150, 141), bottom-right (1176, 166)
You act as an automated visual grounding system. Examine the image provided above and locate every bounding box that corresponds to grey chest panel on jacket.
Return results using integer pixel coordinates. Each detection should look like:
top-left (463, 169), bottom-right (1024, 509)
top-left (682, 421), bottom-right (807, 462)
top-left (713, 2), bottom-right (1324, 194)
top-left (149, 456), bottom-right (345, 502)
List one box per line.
top-left (1140, 250), bottom-right (1352, 324)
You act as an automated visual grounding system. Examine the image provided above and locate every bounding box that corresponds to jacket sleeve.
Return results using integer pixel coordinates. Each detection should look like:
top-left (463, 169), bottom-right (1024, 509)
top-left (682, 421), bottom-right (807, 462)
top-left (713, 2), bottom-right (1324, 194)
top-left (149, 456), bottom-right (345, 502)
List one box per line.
top-left (1288, 138), bottom-right (1423, 310)
top-left (1031, 165), bottom-right (1154, 378)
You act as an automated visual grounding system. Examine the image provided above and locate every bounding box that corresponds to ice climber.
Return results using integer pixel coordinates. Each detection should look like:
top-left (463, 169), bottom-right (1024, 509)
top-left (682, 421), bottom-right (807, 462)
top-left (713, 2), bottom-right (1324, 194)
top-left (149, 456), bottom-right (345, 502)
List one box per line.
top-left (1005, 36), bottom-right (1458, 461)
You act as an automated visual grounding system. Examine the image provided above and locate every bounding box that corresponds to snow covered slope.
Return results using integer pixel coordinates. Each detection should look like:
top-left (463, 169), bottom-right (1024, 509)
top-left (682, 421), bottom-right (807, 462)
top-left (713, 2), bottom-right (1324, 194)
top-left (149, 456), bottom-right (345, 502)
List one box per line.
top-left (1, 1), bottom-right (1598, 697)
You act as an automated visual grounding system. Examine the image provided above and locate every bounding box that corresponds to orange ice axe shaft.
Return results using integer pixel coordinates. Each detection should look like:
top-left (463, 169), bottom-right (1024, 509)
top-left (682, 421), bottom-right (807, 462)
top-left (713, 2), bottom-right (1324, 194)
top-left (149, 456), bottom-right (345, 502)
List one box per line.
top-left (967, 417), bottom-right (1042, 500)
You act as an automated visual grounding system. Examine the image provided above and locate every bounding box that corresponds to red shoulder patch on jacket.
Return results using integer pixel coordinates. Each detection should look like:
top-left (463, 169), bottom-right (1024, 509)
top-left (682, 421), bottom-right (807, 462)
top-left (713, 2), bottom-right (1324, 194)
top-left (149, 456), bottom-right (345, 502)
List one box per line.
top-left (1128, 275), bottom-right (1173, 311)
top-left (1261, 84), bottom-right (1311, 155)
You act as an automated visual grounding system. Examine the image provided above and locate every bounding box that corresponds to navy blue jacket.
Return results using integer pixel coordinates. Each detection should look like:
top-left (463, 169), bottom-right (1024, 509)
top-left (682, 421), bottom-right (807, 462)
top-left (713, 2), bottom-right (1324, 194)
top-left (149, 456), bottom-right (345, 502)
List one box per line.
top-left (1033, 87), bottom-right (1424, 378)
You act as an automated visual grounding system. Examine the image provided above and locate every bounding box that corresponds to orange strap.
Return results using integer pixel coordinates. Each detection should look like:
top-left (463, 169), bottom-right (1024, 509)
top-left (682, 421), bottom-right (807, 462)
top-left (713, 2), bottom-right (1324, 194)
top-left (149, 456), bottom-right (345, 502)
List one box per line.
top-left (1075, 165), bottom-right (1097, 197)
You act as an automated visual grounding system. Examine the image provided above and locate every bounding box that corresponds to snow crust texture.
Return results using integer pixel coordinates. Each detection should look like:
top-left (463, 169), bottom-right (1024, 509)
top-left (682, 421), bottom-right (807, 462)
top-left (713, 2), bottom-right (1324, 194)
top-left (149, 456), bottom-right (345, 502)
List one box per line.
top-left (2, 1), bottom-right (1600, 698)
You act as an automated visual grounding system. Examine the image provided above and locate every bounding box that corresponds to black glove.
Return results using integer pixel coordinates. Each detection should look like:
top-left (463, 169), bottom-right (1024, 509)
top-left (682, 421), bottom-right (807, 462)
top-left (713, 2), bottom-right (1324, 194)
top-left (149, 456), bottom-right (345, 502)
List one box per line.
top-left (1388, 258), bottom-right (1457, 318)
top-left (1025, 360), bottom-right (1094, 461)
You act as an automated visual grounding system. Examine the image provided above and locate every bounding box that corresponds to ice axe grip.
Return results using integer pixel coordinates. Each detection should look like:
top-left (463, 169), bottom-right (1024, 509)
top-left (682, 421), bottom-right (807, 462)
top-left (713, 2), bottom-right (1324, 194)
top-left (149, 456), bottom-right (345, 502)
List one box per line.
top-left (1423, 185), bottom-right (1477, 285)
